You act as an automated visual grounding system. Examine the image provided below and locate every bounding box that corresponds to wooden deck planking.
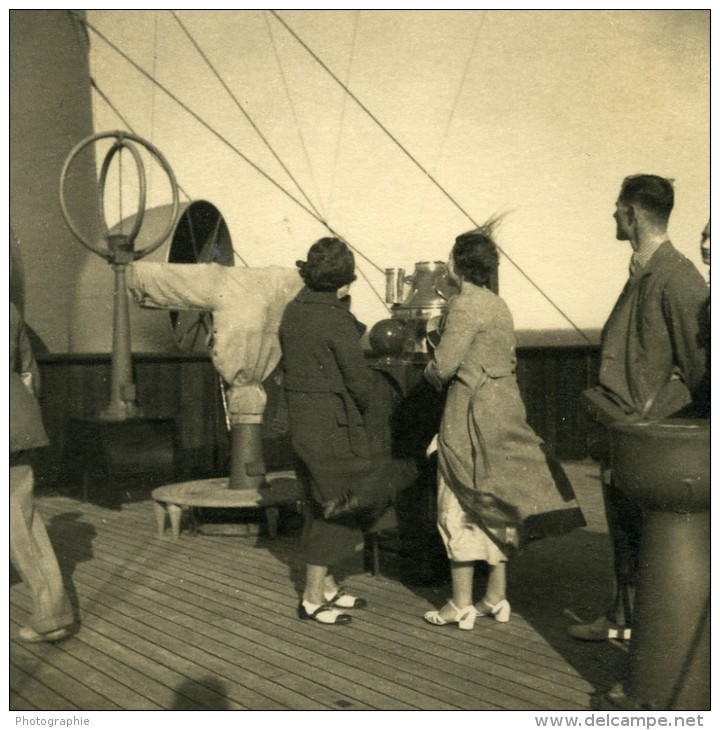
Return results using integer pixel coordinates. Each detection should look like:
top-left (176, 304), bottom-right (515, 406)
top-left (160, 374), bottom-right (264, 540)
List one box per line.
top-left (41, 558), bottom-right (431, 710)
top-left (134, 509), bottom-right (597, 707)
top-left (11, 599), bottom-right (178, 710)
top-left (67, 567), bottom-right (476, 710)
top-left (50, 504), bottom-right (584, 709)
top-left (53, 571), bottom-right (390, 710)
top-left (11, 637), bottom-right (123, 710)
top-left (11, 461), bottom-right (620, 711)
top-left (10, 662), bottom-right (78, 711)
top-left (12, 587), bottom-right (253, 710)
top-left (59, 524), bottom-right (495, 709)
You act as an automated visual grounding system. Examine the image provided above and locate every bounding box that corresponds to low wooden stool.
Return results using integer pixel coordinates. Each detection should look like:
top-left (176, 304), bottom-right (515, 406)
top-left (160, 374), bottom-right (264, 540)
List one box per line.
top-left (151, 470), bottom-right (302, 539)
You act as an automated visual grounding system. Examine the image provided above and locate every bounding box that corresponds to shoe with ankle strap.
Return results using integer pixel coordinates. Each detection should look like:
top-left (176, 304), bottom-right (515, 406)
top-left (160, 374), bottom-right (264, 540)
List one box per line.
top-left (298, 600), bottom-right (352, 625)
top-left (324, 587), bottom-right (367, 609)
top-left (476, 598), bottom-right (511, 623)
top-left (423, 600), bottom-right (477, 630)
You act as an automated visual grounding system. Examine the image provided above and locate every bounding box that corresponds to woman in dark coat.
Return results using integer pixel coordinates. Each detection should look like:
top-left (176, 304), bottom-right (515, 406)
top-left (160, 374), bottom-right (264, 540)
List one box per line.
top-left (423, 224), bottom-right (585, 630)
top-left (279, 237), bottom-right (387, 625)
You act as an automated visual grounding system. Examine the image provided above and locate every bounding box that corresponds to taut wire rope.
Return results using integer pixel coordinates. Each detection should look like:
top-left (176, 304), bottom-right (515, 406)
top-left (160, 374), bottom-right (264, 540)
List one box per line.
top-left (170, 10), bottom-right (325, 223)
top-left (79, 16), bottom-right (326, 225)
top-left (92, 79), bottom-right (249, 268)
top-left (258, 11), bottom-right (385, 306)
top-left (269, 10), bottom-right (592, 343)
top-left (326, 9), bottom-right (360, 220)
top-left (78, 13), bottom-right (390, 310)
top-left (148, 10), bottom-right (159, 200)
top-left (262, 11), bottom-right (327, 218)
top-left (91, 78), bottom-right (193, 203)
top-left (409, 11), bottom-right (487, 245)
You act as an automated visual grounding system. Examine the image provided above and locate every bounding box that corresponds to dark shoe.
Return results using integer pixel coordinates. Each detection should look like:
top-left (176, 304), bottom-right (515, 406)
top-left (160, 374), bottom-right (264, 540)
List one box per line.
top-left (567, 616), bottom-right (631, 641)
top-left (297, 601), bottom-right (352, 625)
top-left (18, 625), bottom-right (71, 643)
top-left (324, 587), bottom-right (367, 609)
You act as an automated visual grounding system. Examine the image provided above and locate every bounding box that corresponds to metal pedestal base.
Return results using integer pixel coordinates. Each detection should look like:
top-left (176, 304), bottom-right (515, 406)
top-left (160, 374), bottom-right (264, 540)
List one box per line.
top-left (622, 510), bottom-right (710, 710)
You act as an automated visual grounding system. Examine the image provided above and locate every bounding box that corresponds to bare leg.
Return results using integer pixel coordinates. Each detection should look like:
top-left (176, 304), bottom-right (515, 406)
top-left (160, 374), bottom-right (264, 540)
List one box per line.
top-left (304, 563), bottom-right (328, 605)
top-left (451, 560), bottom-right (475, 607)
top-left (323, 570), bottom-right (367, 608)
top-left (434, 560), bottom-right (474, 622)
top-left (323, 574), bottom-right (339, 596)
top-left (482, 561), bottom-right (507, 606)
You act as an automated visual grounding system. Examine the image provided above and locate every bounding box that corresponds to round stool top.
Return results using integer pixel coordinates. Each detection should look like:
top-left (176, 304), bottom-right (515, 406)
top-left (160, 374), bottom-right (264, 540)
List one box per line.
top-left (151, 471), bottom-right (302, 508)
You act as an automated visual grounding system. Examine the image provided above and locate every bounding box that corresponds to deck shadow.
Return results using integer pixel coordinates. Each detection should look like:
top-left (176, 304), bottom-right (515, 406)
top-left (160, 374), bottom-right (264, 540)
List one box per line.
top-left (45, 510), bottom-right (97, 617)
top-left (169, 676), bottom-right (231, 710)
top-left (507, 527), bottom-right (627, 694)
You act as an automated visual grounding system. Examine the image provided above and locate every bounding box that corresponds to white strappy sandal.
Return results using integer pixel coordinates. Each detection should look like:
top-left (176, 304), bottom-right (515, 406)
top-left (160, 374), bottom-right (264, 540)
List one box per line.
top-left (423, 600), bottom-right (477, 630)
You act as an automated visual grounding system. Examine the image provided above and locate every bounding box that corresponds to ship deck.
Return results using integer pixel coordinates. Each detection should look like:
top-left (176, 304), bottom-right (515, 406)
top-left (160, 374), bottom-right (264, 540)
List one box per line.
top-left (9, 460), bottom-right (628, 711)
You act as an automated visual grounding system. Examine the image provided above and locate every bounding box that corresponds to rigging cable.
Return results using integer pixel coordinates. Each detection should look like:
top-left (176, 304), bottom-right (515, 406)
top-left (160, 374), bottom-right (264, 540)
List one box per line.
top-left (269, 10), bottom-right (592, 343)
top-left (91, 78), bottom-right (193, 202)
top-left (260, 8), bottom-right (388, 304)
top-left (262, 11), bottom-right (327, 218)
top-left (259, 9), bottom-right (390, 304)
top-left (148, 10), bottom-right (159, 199)
top-left (171, 10), bottom-right (325, 223)
top-left (172, 8), bottom-right (385, 295)
top-left (78, 12), bottom-right (390, 310)
top-left (92, 78), bottom-right (247, 273)
top-left (326, 9), bottom-right (360, 220)
top-left (79, 16), bottom-right (323, 226)
top-left (410, 11), bottom-right (487, 245)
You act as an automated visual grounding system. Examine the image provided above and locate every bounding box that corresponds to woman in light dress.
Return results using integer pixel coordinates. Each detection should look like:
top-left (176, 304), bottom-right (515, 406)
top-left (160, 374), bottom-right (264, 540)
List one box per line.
top-left (423, 223), bottom-right (585, 630)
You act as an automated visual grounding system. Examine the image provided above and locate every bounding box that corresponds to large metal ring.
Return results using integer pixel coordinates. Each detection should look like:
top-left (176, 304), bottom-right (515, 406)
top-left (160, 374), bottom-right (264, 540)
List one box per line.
top-left (60, 130), bottom-right (180, 261)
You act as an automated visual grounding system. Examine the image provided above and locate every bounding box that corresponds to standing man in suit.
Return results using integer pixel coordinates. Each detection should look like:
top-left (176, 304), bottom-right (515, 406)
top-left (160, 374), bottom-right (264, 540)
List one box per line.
top-left (569, 174), bottom-right (709, 641)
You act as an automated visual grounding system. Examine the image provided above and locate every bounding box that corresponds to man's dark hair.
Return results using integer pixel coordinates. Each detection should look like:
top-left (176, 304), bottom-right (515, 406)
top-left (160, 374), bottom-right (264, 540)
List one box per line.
top-left (296, 237), bottom-right (356, 292)
top-left (452, 224), bottom-right (500, 288)
top-left (619, 174), bottom-right (674, 224)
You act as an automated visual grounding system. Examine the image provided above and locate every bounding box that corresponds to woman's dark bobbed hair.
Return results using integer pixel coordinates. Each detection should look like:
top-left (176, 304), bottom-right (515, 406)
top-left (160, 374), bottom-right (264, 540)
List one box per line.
top-left (296, 237), bottom-right (357, 292)
top-left (451, 215), bottom-right (503, 288)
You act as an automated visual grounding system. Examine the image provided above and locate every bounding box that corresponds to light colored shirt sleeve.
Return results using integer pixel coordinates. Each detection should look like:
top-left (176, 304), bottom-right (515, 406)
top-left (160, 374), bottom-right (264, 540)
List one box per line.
top-left (127, 262), bottom-right (220, 311)
top-left (127, 262), bottom-right (303, 420)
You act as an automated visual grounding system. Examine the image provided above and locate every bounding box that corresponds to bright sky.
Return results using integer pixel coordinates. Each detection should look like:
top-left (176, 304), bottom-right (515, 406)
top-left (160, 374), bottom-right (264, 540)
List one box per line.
top-left (86, 9), bottom-right (710, 335)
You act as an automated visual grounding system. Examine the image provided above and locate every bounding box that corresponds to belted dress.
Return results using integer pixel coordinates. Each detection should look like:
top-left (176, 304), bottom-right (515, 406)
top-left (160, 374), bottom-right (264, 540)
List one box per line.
top-left (279, 288), bottom-right (381, 566)
top-left (425, 283), bottom-right (585, 560)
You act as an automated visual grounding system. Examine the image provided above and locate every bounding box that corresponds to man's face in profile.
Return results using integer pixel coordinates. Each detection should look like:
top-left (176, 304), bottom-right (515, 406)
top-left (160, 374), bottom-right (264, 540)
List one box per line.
top-left (613, 200), bottom-right (633, 242)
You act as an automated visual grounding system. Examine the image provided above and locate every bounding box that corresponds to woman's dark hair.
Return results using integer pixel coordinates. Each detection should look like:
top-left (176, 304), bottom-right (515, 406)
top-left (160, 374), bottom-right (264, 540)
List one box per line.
top-left (296, 237), bottom-right (357, 292)
top-left (452, 218), bottom-right (501, 288)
